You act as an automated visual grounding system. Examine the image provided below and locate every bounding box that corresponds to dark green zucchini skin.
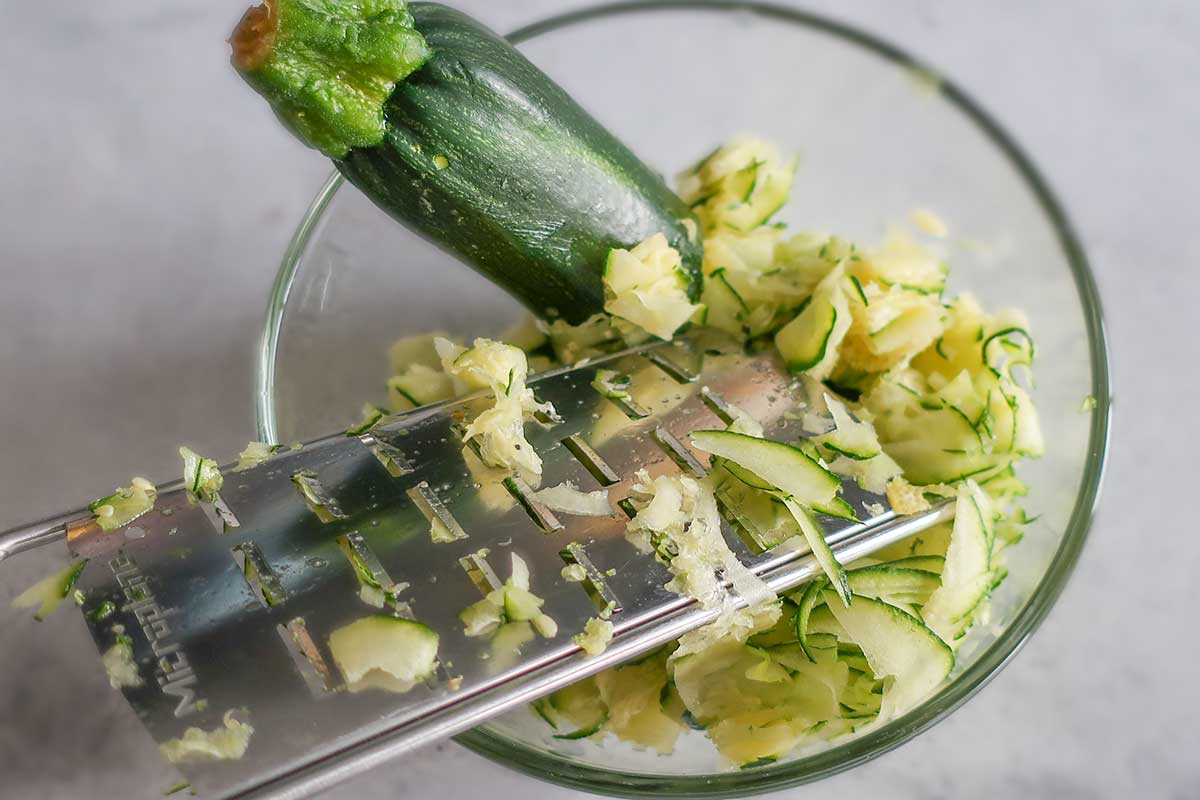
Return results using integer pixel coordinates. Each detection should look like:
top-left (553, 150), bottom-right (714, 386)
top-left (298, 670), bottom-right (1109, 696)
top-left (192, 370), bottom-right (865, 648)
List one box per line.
top-left (336, 3), bottom-right (702, 324)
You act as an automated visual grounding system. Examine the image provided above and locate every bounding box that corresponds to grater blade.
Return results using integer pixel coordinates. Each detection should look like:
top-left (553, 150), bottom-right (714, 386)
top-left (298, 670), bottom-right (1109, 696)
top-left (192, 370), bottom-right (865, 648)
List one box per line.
top-left (25, 333), bottom-right (951, 798)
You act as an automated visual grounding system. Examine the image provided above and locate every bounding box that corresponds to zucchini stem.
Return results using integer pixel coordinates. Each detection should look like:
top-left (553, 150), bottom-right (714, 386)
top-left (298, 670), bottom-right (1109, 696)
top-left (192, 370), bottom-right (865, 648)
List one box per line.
top-left (230, 1), bottom-right (278, 72)
top-left (229, 0), bottom-right (430, 157)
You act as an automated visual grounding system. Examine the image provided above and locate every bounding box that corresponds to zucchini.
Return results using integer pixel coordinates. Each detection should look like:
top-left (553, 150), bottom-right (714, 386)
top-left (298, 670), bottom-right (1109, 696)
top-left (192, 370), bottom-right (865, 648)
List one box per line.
top-left (328, 614), bottom-right (439, 693)
top-left (102, 628), bottom-right (143, 689)
top-left (591, 369), bottom-right (633, 400)
top-left (864, 233), bottom-right (949, 296)
top-left (460, 553), bottom-right (557, 639)
top-left (345, 403), bottom-right (389, 436)
top-left (89, 477), bottom-right (157, 531)
top-left (531, 482), bottom-right (612, 517)
top-left (774, 266), bottom-right (851, 379)
top-left (921, 482), bottom-right (996, 644)
top-left (387, 364), bottom-right (454, 409)
top-left (159, 710), bottom-right (255, 764)
top-left (180, 446), bottom-right (222, 503)
top-left (12, 559), bottom-right (88, 621)
top-left (678, 137), bottom-right (796, 233)
top-left (780, 497), bottom-right (851, 606)
top-left (701, 267), bottom-right (751, 337)
top-left (793, 578), bottom-right (828, 662)
top-left (689, 429), bottom-right (842, 510)
top-left (595, 651), bottom-right (684, 753)
top-left (441, 338), bottom-right (554, 479)
top-left (603, 233), bottom-right (703, 340)
top-left (845, 564), bottom-right (940, 606)
top-left (232, 1), bottom-right (702, 323)
top-left (824, 593), bottom-right (953, 719)
top-left (233, 441), bottom-right (283, 472)
top-left (546, 678), bottom-right (607, 739)
top-left (574, 617), bottom-right (615, 656)
top-left (813, 394), bottom-right (882, 461)
top-left (691, 429), bottom-right (850, 603)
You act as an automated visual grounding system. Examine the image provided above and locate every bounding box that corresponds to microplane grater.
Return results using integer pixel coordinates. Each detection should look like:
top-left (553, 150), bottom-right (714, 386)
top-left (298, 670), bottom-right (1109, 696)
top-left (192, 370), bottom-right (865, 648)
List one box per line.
top-left (0, 333), bottom-right (951, 799)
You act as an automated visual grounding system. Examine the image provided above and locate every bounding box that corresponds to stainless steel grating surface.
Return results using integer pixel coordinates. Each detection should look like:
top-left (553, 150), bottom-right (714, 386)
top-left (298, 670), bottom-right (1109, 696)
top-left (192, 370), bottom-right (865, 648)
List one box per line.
top-left (20, 334), bottom-right (949, 798)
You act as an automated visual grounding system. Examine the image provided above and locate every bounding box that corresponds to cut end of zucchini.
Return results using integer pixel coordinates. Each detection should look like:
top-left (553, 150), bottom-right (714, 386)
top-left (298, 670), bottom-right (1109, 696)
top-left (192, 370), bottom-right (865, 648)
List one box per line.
top-left (231, 0), bottom-right (431, 157)
top-left (603, 233), bottom-right (703, 341)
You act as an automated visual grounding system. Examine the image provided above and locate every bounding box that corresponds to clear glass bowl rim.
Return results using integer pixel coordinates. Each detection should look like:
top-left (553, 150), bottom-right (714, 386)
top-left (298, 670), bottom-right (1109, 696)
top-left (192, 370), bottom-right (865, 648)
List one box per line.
top-left (254, 2), bottom-right (1112, 796)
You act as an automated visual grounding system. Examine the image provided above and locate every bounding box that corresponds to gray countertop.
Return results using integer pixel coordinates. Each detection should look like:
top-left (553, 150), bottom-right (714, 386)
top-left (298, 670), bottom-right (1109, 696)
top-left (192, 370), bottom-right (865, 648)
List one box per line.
top-left (2, 1), bottom-right (1197, 797)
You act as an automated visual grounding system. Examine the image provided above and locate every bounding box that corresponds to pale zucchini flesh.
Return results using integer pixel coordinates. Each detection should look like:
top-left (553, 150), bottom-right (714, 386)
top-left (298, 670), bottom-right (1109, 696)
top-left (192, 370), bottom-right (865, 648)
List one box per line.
top-left (362, 132), bottom-right (1043, 768)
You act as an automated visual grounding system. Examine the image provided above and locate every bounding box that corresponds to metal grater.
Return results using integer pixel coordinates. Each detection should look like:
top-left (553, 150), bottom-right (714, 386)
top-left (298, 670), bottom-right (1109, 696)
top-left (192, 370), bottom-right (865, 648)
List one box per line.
top-left (0, 333), bottom-right (951, 799)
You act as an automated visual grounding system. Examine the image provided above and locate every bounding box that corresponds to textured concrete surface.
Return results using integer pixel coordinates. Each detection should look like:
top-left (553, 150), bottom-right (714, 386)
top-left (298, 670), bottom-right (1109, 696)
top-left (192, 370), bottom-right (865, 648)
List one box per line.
top-left (1, 1), bottom-right (1197, 798)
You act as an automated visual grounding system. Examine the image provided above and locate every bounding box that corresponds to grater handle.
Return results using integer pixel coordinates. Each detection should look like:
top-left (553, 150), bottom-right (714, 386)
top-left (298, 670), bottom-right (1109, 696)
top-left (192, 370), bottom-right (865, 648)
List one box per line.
top-left (0, 509), bottom-right (84, 561)
top-left (0, 477), bottom-right (200, 562)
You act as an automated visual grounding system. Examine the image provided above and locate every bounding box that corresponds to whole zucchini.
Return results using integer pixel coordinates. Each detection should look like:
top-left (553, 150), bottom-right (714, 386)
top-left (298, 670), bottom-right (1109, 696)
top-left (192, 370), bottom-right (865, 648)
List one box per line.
top-left (232, 0), bottom-right (702, 324)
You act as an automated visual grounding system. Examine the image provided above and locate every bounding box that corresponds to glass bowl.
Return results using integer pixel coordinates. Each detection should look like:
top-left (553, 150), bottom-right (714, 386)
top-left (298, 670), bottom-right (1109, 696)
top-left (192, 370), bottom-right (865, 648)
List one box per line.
top-left (255, 2), bottom-right (1110, 796)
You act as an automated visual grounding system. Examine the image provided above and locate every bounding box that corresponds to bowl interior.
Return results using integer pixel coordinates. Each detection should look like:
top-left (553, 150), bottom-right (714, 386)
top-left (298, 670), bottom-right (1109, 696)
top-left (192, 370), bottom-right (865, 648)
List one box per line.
top-left (258, 3), bottom-right (1108, 796)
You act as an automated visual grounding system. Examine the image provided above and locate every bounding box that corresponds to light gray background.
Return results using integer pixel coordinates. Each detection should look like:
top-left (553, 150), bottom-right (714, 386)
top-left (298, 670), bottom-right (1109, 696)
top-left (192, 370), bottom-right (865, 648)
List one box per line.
top-left (1, 1), bottom-right (1197, 798)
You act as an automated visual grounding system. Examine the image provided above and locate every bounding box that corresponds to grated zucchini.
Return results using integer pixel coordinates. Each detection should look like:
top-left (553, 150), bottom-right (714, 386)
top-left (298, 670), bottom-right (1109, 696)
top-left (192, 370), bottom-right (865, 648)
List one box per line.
top-left (159, 710), bottom-right (253, 764)
top-left (102, 627), bottom-right (142, 689)
top-left (459, 554), bottom-right (558, 640)
top-left (12, 559), bottom-right (88, 620)
top-left (233, 441), bottom-right (282, 472)
top-left (89, 477), bottom-right (157, 531)
top-left (531, 482), bottom-right (611, 517)
top-left (574, 617), bottom-right (615, 657)
top-left (328, 615), bottom-right (439, 694)
top-left (326, 132), bottom-right (1046, 768)
top-left (179, 446), bottom-right (222, 503)
top-left (438, 337), bottom-right (557, 480)
top-left (678, 137), bottom-right (797, 233)
top-left (603, 233), bottom-right (703, 341)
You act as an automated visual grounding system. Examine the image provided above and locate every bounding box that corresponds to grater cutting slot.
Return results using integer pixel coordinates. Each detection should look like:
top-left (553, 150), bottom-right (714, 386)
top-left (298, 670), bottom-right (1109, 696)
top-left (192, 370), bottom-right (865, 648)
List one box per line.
top-left (408, 482), bottom-right (468, 543)
top-left (653, 426), bottom-right (708, 477)
top-left (233, 542), bottom-right (288, 607)
top-left (712, 486), bottom-right (771, 555)
top-left (11, 330), bottom-right (965, 800)
top-left (617, 497), bottom-right (638, 519)
top-left (277, 618), bottom-right (336, 696)
top-left (644, 349), bottom-right (698, 383)
top-left (337, 532), bottom-right (414, 617)
top-left (591, 370), bottom-right (650, 420)
top-left (359, 433), bottom-right (414, 477)
top-left (199, 492), bottom-right (241, 534)
top-left (560, 434), bottom-right (620, 486)
top-left (560, 542), bottom-right (622, 616)
top-left (503, 477), bottom-right (564, 533)
top-left (291, 471), bottom-right (347, 523)
top-left (700, 387), bottom-right (738, 425)
top-left (337, 532), bottom-right (394, 591)
top-left (458, 549), bottom-right (501, 595)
